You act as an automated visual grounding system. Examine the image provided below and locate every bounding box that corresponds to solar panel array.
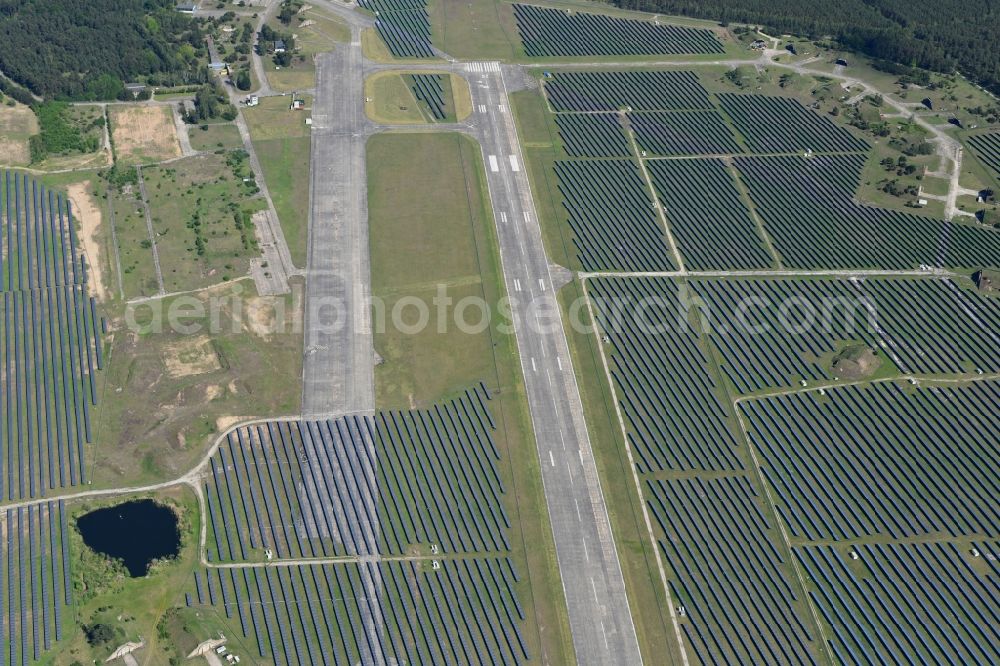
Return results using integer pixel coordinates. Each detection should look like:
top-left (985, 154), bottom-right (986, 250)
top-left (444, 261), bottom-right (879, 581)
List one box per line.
top-left (359, 0), bottom-right (434, 58)
top-left (586, 272), bottom-right (1000, 662)
top-left (744, 380), bottom-right (1000, 540)
top-left (1, 501), bottom-right (74, 666)
top-left (736, 155), bottom-right (1000, 269)
top-left (688, 277), bottom-right (1000, 392)
top-left (188, 557), bottom-right (531, 665)
top-left (967, 132), bottom-right (1000, 179)
top-left (1, 172), bottom-right (104, 501)
top-left (191, 386), bottom-right (534, 664)
top-left (204, 386), bottom-right (507, 561)
top-left (513, 4), bottom-right (724, 57)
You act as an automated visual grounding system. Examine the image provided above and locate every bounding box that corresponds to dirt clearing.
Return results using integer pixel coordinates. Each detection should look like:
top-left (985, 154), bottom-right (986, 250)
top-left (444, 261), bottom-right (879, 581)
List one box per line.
top-left (0, 137), bottom-right (29, 165)
top-left (0, 103), bottom-right (37, 166)
top-left (67, 181), bottom-right (110, 301)
top-left (163, 335), bottom-right (221, 378)
top-left (111, 105), bottom-right (181, 164)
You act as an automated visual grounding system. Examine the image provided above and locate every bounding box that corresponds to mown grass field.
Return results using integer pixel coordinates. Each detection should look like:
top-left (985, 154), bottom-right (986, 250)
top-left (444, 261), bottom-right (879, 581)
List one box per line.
top-left (367, 131), bottom-right (502, 406)
top-left (244, 95), bottom-right (313, 268)
top-left (253, 136), bottom-right (311, 269)
top-left (188, 121), bottom-right (243, 152)
top-left (365, 71), bottom-right (473, 124)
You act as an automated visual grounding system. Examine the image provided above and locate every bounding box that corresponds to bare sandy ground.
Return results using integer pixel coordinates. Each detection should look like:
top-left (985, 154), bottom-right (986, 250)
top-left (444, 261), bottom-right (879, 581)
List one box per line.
top-left (163, 335), bottom-right (221, 378)
top-left (0, 137), bottom-right (29, 165)
top-left (66, 182), bottom-right (110, 301)
top-left (0, 104), bottom-right (37, 165)
top-left (111, 105), bottom-right (181, 163)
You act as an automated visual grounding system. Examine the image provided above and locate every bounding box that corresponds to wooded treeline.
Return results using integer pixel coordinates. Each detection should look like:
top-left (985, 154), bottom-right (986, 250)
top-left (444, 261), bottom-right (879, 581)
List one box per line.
top-left (0, 0), bottom-right (208, 100)
top-left (614, 0), bottom-right (1000, 95)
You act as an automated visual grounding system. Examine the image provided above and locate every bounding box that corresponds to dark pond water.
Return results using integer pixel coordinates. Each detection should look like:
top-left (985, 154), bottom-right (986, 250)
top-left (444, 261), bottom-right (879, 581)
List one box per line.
top-left (76, 499), bottom-right (180, 577)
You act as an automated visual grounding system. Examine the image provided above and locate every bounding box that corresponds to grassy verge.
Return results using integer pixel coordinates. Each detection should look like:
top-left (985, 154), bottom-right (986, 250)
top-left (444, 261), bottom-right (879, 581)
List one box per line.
top-left (364, 72), bottom-right (426, 124)
top-left (243, 95), bottom-right (313, 141)
top-left (427, 0), bottom-right (521, 61)
top-left (365, 71), bottom-right (473, 125)
top-left (509, 88), bottom-right (579, 270)
top-left (244, 95), bottom-right (313, 269)
top-left (297, 7), bottom-right (351, 48)
top-left (368, 132), bottom-right (503, 404)
top-left (366, 131), bottom-right (575, 663)
top-left (253, 136), bottom-right (310, 268)
top-left (267, 63), bottom-right (317, 93)
top-left (361, 27), bottom-right (397, 64)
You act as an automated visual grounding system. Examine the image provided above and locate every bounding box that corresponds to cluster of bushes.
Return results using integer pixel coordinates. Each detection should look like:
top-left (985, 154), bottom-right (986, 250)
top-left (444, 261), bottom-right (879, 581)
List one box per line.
top-left (28, 102), bottom-right (101, 163)
top-left (258, 24), bottom-right (296, 68)
top-left (186, 84), bottom-right (237, 123)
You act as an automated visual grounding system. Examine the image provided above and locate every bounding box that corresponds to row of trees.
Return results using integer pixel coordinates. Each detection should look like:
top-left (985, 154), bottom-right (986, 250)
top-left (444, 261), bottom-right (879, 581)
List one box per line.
top-left (613, 0), bottom-right (1000, 95)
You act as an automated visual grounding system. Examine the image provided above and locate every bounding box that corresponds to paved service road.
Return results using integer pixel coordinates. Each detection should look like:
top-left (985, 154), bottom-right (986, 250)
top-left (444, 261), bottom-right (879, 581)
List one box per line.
top-left (464, 62), bottom-right (643, 665)
top-left (302, 38), bottom-right (376, 418)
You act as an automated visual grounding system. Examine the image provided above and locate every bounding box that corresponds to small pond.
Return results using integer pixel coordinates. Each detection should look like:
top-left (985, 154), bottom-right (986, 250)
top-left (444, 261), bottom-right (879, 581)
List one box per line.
top-left (76, 499), bottom-right (180, 577)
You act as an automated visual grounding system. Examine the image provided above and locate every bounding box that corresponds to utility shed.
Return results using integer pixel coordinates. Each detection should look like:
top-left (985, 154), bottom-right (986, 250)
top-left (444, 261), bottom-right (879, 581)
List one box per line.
top-left (974, 269), bottom-right (1000, 294)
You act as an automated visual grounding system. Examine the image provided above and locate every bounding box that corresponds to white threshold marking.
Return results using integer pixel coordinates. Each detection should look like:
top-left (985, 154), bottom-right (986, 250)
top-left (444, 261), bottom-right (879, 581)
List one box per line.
top-left (499, 211), bottom-right (507, 224)
top-left (514, 278), bottom-right (521, 292)
top-left (531, 357), bottom-right (537, 372)
top-left (488, 155), bottom-right (499, 172)
top-left (499, 104), bottom-right (507, 113)
top-left (549, 450), bottom-right (555, 466)
top-left (509, 155), bottom-right (520, 172)
top-left (539, 278), bottom-right (546, 291)
top-left (557, 356), bottom-right (563, 370)
top-left (478, 104), bottom-right (487, 113)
